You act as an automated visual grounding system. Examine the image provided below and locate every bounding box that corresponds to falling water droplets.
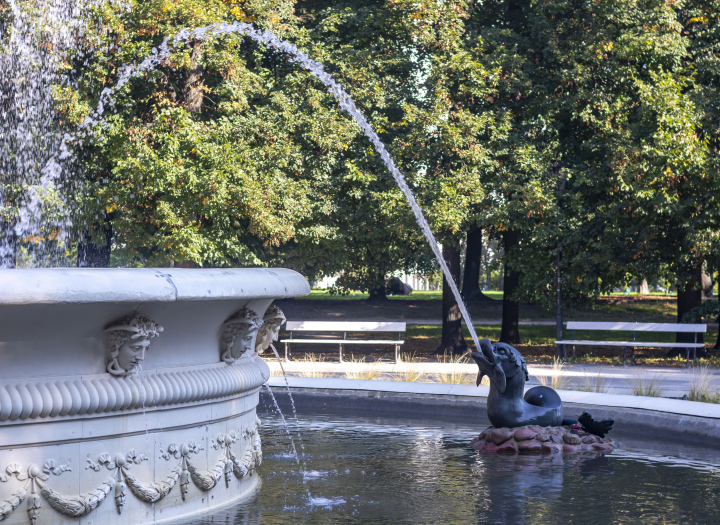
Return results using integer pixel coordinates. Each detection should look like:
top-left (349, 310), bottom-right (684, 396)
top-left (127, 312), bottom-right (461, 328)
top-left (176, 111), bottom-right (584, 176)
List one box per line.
top-left (0, 0), bottom-right (130, 268)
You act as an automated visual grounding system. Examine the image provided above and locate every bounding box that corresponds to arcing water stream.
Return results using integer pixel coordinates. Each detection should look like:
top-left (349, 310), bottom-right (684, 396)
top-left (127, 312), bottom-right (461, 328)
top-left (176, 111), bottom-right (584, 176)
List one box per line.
top-left (1, 12), bottom-right (481, 345)
top-left (80, 21), bottom-right (483, 352)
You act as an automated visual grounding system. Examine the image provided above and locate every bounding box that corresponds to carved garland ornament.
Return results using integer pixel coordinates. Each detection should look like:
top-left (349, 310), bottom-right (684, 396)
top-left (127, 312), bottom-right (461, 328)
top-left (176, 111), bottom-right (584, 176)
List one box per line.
top-left (0, 419), bottom-right (261, 523)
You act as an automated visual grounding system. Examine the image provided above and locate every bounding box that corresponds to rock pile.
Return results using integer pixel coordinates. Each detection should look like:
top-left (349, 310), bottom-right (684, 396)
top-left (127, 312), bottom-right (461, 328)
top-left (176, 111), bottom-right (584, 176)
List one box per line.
top-left (470, 425), bottom-right (616, 455)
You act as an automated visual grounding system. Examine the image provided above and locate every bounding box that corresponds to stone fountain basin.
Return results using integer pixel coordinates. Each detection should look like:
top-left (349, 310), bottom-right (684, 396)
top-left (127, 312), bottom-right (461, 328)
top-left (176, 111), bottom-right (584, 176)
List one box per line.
top-left (0, 268), bottom-right (309, 525)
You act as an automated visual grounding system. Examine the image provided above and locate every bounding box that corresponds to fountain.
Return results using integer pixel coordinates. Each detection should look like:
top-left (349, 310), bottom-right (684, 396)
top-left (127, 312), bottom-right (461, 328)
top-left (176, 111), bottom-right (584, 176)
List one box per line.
top-left (469, 338), bottom-right (616, 455)
top-left (0, 267), bottom-right (309, 524)
top-left (1, 9), bottom-right (493, 522)
top-left (6, 7), bottom-right (718, 525)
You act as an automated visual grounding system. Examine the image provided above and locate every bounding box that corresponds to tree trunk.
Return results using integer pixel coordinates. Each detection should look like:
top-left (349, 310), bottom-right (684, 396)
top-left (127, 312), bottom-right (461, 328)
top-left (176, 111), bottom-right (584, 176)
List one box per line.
top-left (367, 273), bottom-right (387, 301)
top-left (77, 224), bottom-right (112, 268)
top-left (183, 44), bottom-right (205, 113)
top-left (639, 279), bottom-right (649, 295)
top-left (435, 242), bottom-right (468, 355)
top-left (174, 260), bottom-right (199, 268)
top-left (462, 226), bottom-right (494, 302)
top-left (500, 230), bottom-right (521, 345)
top-left (667, 275), bottom-right (705, 357)
top-left (701, 262), bottom-right (713, 299)
top-left (715, 301), bottom-right (720, 350)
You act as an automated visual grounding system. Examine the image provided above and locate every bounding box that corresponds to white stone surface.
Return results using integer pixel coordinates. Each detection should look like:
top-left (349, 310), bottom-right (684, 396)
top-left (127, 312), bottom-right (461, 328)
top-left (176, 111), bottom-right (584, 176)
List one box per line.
top-left (0, 268), bottom-right (310, 304)
top-left (0, 268), bottom-right (309, 524)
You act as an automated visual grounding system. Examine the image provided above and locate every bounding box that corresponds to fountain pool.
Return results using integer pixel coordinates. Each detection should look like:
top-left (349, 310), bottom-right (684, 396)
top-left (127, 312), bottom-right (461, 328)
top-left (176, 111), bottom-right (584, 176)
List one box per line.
top-left (173, 409), bottom-right (720, 524)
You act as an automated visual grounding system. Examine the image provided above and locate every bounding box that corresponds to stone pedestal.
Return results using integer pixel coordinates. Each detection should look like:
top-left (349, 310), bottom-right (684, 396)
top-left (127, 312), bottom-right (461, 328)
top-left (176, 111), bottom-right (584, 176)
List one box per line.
top-left (0, 268), bottom-right (309, 524)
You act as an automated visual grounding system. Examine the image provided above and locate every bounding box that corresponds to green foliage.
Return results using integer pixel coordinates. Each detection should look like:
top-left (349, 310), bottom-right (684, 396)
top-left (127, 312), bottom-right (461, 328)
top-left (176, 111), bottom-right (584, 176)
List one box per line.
top-left (66, 0), bottom-right (350, 266)
top-left (452, 0), bottom-right (717, 310)
top-left (44, 0), bottom-right (720, 305)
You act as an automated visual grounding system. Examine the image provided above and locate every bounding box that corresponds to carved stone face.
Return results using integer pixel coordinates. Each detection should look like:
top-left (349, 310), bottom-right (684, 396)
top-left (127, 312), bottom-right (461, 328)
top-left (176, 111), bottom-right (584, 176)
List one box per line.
top-left (105, 314), bottom-right (163, 376)
top-left (270, 323), bottom-right (281, 344)
top-left (255, 321), bottom-right (282, 354)
top-left (229, 328), bottom-right (257, 360)
top-left (116, 338), bottom-right (151, 372)
top-left (255, 305), bottom-right (286, 355)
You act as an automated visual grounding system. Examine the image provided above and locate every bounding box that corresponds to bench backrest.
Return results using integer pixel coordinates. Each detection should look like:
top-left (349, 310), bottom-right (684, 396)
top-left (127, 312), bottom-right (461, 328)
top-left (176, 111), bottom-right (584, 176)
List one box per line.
top-left (285, 321), bottom-right (406, 332)
top-left (566, 321), bottom-right (706, 333)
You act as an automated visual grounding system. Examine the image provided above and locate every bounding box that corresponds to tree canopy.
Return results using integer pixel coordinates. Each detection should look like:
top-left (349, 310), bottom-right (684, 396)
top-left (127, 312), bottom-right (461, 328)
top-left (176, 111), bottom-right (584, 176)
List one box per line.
top-left (2, 0), bottom-right (718, 339)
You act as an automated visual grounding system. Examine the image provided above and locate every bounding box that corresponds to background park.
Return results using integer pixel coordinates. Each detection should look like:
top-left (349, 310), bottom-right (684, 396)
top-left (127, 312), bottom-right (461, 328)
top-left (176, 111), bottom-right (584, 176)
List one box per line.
top-left (4, 0), bottom-right (720, 373)
top-left (6, 1), bottom-right (720, 523)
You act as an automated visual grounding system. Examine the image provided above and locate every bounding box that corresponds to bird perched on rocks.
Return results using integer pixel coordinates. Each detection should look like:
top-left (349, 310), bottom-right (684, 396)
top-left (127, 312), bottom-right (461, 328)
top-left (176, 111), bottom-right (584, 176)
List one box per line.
top-left (578, 412), bottom-right (614, 438)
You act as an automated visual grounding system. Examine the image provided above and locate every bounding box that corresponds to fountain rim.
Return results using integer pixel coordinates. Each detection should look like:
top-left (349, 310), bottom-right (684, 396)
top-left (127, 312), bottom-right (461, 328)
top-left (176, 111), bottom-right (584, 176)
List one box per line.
top-left (0, 267), bottom-right (310, 305)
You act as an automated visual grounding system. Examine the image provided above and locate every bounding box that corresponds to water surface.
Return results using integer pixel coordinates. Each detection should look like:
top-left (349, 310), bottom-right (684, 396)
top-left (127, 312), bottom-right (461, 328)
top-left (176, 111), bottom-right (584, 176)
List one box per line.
top-left (181, 410), bottom-right (720, 524)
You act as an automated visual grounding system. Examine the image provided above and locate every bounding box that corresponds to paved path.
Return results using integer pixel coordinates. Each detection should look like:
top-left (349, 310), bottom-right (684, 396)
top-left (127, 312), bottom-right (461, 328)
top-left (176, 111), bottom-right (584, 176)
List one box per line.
top-left (265, 358), bottom-right (719, 398)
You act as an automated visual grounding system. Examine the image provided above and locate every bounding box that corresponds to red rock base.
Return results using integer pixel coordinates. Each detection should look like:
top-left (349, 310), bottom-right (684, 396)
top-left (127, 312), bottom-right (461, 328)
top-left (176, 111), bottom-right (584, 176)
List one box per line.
top-left (470, 424), bottom-right (616, 455)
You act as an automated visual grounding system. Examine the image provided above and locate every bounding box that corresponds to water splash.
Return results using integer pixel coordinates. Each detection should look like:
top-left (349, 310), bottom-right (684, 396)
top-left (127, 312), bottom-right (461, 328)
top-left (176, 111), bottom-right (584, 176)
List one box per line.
top-left (262, 382), bottom-right (300, 464)
top-left (269, 343), bottom-right (308, 464)
top-left (0, 0), bottom-right (128, 268)
top-left (80, 21), bottom-right (482, 351)
top-left (262, 381), bottom-right (314, 503)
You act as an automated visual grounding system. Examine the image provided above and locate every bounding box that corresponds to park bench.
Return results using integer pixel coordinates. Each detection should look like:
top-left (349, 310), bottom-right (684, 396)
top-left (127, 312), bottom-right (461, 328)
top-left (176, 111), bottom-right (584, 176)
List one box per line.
top-left (555, 321), bottom-right (707, 367)
top-left (281, 321), bottom-right (406, 363)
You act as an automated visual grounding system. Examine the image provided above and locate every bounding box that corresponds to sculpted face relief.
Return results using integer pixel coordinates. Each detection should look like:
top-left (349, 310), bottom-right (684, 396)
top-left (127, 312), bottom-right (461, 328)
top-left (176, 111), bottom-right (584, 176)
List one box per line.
top-left (255, 304), bottom-right (286, 355)
top-left (106, 314), bottom-right (164, 376)
top-left (117, 338), bottom-right (151, 371)
top-left (221, 307), bottom-right (262, 364)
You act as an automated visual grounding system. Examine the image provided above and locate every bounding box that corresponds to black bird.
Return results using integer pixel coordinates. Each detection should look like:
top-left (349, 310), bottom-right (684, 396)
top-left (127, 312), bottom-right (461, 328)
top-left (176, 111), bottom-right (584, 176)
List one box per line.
top-left (578, 411), bottom-right (614, 438)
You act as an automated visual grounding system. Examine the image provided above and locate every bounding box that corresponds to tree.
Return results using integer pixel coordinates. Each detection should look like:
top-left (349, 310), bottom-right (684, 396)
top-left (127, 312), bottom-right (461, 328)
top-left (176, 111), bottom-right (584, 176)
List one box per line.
top-left (680, 0), bottom-right (720, 350)
top-left (63, 0), bottom-right (371, 268)
top-left (388, 0), bottom-right (494, 352)
top-left (465, 0), bottom-right (713, 350)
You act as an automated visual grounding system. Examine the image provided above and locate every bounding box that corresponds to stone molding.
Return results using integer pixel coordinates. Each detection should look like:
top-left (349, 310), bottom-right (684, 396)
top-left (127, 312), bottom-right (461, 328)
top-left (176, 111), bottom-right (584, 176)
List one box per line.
top-left (0, 359), bottom-right (268, 423)
top-left (0, 268), bottom-right (310, 305)
top-left (0, 420), bottom-right (261, 523)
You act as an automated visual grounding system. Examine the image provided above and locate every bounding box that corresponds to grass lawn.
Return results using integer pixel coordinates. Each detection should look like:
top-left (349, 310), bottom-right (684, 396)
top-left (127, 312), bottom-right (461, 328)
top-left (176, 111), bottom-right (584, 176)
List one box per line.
top-left (298, 289), bottom-right (686, 322)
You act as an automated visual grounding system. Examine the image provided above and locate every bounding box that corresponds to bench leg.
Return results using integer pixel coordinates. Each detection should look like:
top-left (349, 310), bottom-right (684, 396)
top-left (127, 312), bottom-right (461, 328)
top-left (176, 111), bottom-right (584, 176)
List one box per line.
top-left (395, 344), bottom-right (400, 364)
top-left (285, 343), bottom-right (289, 362)
top-left (339, 343), bottom-right (343, 363)
top-left (623, 346), bottom-right (627, 367)
top-left (686, 348), bottom-right (690, 369)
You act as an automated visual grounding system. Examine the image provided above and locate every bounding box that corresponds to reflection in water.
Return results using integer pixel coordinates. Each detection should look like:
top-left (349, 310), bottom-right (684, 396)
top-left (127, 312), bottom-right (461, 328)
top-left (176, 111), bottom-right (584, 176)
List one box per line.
top-left (175, 411), bottom-right (720, 524)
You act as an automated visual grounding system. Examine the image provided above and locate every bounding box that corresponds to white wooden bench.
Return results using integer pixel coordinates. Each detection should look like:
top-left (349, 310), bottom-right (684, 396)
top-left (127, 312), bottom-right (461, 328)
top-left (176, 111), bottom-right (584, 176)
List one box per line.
top-left (555, 322), bottom-right (707, 367)
top-left (281, 321), bottom-right (406, 363)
